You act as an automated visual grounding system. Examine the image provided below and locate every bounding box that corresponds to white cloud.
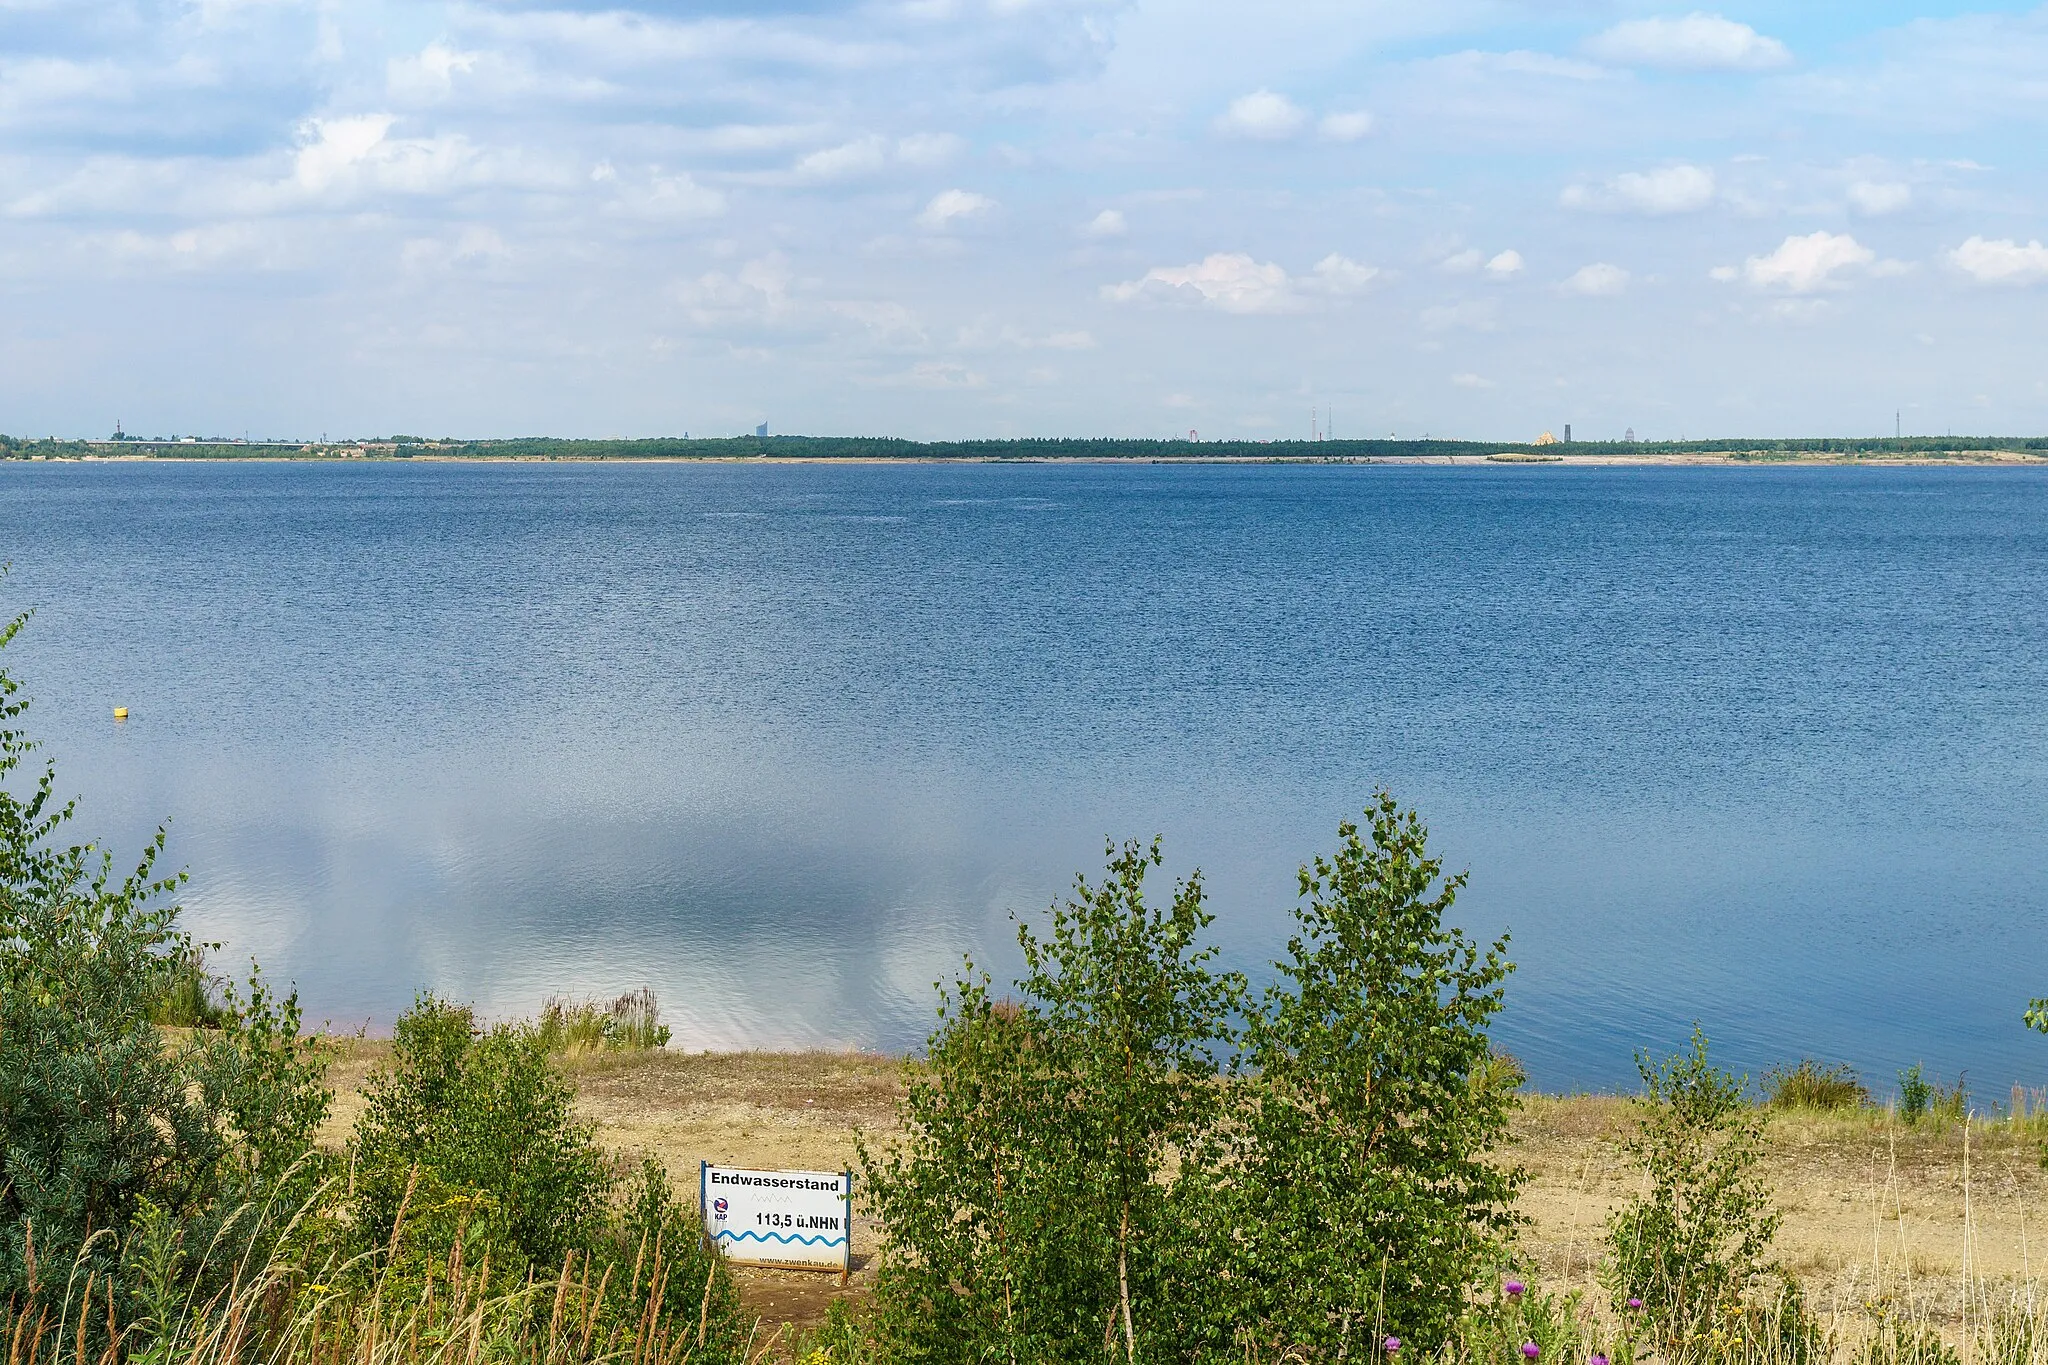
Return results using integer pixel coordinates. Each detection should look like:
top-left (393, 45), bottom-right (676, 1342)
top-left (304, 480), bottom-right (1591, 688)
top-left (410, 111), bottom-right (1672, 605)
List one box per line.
top-left (1107, 253), bottom-right (1293, 313)
top-left (895, 133), bottom-right (964, 168)
top-left (1308, 253), bottom-right (1380, 294)
top-left (675, 254), bottom-right (797, 328)
top-left (1319, 111), bottom-right (1374, 142)
top-left (607, 170), bottom-right (727, 220)
top-left (1848, 181), bottom-right (1911, 216)
top-left (1083, 208), bottom-right (1127, 238)
top-left (793, 137), bottom-right (890, 182)
top-left (1104, 251), bottom-right (1377, 314)
top-left (387, 44), bottom-right (478, 101)
top-left (1949, 237), bottom-right (2048, 285)
top-left (1451, 372), bottom-right (1495, 389)
top-left (1441, 249), bottom-right (1484, 274)
top-left (287, 115), bottom-right (489, 200)
top-left (917, 189), bottom-right (995, 230)
top-left (1485, 250), bottom-right (1524, 279)
top-left (1716, 231), bottom-right (1877, 292)
top-left (1562, 262), bottom-right (1630, 296)
top-left (1561, 164), bottom-right (1716, 215)
top-left (1215, 90), bottom-right (1308, 140)
top-left (293, 115), bottom-right (397, 192)
top-left (1587, 13), bottom-right (1793, 71)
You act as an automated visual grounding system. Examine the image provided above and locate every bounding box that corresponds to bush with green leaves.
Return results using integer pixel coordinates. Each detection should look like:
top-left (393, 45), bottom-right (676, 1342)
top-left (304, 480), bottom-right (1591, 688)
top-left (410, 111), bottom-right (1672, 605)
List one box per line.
top-left (1229, 796), bottom-right (1521, 1357)
top-left (0, 607), bottom-right (330, 1314)
top-left (1897, 1065), bottom-right (1932, 1123)
top-left (351, 994), bottom-right (617, 1276)
top-left (863, 838), bottom-right (1243, 1364)
top-left (348, 999), bottom-right (748, 1357)
top-left (1603, 1027), bottom-right (1780, 1362)
top-left (865, 798), bottom-right (1523, 1365)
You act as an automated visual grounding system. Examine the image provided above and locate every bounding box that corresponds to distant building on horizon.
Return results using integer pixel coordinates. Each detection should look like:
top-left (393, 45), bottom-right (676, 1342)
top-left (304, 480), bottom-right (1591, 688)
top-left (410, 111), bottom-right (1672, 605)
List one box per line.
top-left (755, 422), bottom-right (769, 437)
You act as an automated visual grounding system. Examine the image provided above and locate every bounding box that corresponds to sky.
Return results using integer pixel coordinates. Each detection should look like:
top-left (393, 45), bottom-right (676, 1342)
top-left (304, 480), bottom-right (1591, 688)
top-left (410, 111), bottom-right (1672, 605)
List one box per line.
top-left (2, 0), bottom-right (2046, 441)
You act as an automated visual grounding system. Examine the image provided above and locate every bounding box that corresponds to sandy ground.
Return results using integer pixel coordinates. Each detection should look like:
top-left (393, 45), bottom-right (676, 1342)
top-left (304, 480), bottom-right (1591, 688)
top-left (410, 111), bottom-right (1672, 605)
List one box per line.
top-left (316, 1046), bottom-right (2048, 1339)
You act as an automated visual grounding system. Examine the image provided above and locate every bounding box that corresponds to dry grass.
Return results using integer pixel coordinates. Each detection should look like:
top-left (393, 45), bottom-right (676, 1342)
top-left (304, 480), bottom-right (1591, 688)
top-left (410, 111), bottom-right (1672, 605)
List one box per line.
top-left (1514, 1094), bottom-right (2048, 1339)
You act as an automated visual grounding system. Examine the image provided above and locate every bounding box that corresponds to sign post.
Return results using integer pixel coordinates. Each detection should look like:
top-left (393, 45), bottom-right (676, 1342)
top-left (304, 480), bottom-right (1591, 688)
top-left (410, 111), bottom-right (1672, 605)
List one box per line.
top-left (700, 1163), bottom-right (853, 1276)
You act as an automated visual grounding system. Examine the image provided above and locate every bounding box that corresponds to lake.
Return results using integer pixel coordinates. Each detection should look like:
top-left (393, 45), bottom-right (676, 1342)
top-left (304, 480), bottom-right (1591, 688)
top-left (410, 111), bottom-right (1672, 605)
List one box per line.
top-left (3, 458), bottom-right (2043, 1093)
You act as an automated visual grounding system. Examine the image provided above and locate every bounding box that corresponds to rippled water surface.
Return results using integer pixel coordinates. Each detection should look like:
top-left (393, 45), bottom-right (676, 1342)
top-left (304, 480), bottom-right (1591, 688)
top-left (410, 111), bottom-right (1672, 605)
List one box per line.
top-left (4, 459), bottom-right (2044, 1089)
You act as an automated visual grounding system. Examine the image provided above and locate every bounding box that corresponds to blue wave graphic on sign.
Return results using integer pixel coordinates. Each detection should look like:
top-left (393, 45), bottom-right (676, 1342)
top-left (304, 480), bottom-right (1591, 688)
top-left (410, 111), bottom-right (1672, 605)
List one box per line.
top-left (714, 1229), bottom-right (846, 1248)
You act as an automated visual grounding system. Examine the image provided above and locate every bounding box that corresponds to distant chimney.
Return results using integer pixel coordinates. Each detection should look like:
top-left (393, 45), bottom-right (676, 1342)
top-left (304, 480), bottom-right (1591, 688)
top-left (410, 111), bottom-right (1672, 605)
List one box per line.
top-left (1563, 424), bottom-right (1572, 444)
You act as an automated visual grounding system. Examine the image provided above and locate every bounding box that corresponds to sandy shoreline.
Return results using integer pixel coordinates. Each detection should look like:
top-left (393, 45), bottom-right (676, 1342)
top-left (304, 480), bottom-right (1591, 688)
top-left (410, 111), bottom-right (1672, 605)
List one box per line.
top-left (316, 1043), bottom-right (2048, 1338)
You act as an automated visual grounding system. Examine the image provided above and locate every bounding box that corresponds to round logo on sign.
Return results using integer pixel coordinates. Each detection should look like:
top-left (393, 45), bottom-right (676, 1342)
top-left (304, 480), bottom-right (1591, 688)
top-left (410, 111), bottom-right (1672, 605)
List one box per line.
top-left (712, 1198), bottom-right (729, 1219)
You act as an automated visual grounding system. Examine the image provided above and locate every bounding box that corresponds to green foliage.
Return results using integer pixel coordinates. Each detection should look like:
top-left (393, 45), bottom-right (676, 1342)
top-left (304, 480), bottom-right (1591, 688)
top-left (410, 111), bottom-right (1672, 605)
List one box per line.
top-left (1858, 1318), bottom-right (1962, 1365)
top-left (1764, 1061), bottom-right (1869, 1111)
top-left (790, 1300), bottom-right (883, 1365)
top-left (1897, 1066), bottom-right (1931, 1122)
top-left (1603, 1027), bottom-right (1780, 1363)
top-left (867, 800), bottom-right (1524, 1365)
top-left (1231, 794), bottom-right (1522, 1355)
top-left (1455, 1280), bottom-right (1598, 1365)
top-left (866, 838), bottom-right (1244, 1365)
top-left (0, 604), bottom-right (332, 1317)
top-left (1981, 1299), bottom-right (2044, 1365)
top-left (151, 942), bottom-right (231, 1027)
top-left (535, 988), bottom-right (672, 1055)
top-left (352, 994), bottom-right (616, 1277)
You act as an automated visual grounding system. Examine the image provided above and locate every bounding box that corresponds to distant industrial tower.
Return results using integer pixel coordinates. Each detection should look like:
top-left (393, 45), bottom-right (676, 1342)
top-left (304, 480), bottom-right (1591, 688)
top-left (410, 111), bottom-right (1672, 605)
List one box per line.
top-left (1563, 424), bottom-right (1571, 443)
top-left (1625, 428), bottom-right (1636, 443)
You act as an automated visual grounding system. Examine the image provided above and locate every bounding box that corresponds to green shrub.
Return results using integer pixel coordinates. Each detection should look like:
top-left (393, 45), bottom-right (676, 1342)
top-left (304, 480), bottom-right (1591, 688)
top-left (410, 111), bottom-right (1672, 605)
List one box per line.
top-left (1897, 1065), bottom-right (1931, 1122)
top-left (1765, 1061), bottom-right (1869, 1111)
top-left (351, 994), bottom-right (615, 1277)
top-left (865, 799), bottom-right (1524, 1365)
top-left (1603, 1027), bottom-right (1780, 1363)
top-left (790, 1300), bottom-right (884, 1365)
top-left (0, 605), bottom-right (330, 1315)
top-left (863, 837), bottom-right (1244, 1365)
top-left (1230, 794), bottom-right (1522, 1356)
top-left (1454, 1277), bottom-right (1600, 1365)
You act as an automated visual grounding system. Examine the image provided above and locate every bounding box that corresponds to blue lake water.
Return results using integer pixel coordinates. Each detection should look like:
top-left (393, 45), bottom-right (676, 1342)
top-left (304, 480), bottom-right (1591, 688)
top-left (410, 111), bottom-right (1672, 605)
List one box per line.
top-left (2, 459), bottom-right (2044, 1093)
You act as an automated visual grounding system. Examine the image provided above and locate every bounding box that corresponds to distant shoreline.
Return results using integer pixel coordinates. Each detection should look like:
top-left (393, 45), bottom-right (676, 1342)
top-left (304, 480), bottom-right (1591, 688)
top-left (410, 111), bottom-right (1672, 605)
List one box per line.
top-left (12, 450), bottom-right (2048, 468)
top-left (9, 433), bottom-right (2048, 467)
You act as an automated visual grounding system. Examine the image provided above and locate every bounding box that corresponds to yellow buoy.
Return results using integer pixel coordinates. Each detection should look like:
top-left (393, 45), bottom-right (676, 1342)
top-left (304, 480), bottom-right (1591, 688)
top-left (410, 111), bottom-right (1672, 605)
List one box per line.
top-left (113, 707), bottom-right (128, 721)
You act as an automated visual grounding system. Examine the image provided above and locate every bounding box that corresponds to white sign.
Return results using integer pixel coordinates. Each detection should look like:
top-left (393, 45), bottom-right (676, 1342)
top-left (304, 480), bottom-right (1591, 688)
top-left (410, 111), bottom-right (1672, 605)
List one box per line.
top-left (700, 1164), bottom-right (852, 1272)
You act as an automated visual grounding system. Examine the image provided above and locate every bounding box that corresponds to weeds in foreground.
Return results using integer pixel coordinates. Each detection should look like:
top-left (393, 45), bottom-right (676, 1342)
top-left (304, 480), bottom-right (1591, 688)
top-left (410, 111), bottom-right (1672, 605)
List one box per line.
top-left (2, 1171), bottom-right (749, 1365)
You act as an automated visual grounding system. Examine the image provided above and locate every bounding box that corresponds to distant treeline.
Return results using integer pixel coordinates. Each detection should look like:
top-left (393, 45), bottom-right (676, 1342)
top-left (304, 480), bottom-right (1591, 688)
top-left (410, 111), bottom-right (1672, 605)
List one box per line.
top-left (6, 432), bottom-right (2048, 461)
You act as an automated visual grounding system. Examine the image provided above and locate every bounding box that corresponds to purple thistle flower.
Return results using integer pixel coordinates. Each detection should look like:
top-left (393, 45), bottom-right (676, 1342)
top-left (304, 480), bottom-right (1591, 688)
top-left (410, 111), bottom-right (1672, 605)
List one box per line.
top-left (1506, 1281), bottom-right (1526, 1297)
top-left (1626, 1298), bottom-right (1643, 1312)
top-left (1522, 1344), bottom-right (1540, 1360)
top-left (1385, 1339), bottom-right (1402, 1355)
top-left (1592, 1355), bottom-right (1609, 1365)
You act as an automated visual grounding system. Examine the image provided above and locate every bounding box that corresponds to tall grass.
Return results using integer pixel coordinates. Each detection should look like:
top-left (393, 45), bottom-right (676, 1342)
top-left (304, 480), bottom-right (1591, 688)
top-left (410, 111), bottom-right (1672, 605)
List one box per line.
top-left (534, 991), bottom-right (671, 1057)
top-left (1, 1179), bottom-right (750, 1365)
top-left (1766, 1062), bottom-right (1870, 1112)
